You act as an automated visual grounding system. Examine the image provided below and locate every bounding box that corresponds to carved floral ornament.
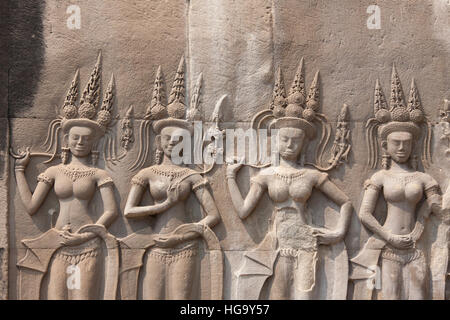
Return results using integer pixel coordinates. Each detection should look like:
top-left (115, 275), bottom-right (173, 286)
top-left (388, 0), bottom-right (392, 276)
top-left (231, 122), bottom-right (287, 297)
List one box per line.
top-left (438, 99), bottom-right (450, 158)
top-left (7, 53), bottom-right (449, 300)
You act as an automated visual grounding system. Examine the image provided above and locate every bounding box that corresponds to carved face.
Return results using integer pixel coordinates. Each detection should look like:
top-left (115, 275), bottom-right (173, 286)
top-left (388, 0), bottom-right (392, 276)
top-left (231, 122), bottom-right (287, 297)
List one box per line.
top-left (277, 127), bottom-right (306, 161)
top-left (158, 126), bottom-right (191, 159)
top-left (384, 131), bottom-right (413, 164)
top-left (67, 126), bottom-right (96, 157)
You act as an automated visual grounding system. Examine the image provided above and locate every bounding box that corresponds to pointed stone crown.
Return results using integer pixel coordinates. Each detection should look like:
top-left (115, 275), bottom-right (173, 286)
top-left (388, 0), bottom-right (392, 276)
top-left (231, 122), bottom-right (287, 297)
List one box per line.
top-left (146, 56), bottom-right (199, 134)
top-left (61, 51), bottom-right (116, 136)
top-left (373, 63), bottom-right (425, 125)
top-left (145, 56), bottom-right (187, 121)
top-left (370, 64), bottom-right (425, 140)
top-left (268, 58), bottom-right (320, 138)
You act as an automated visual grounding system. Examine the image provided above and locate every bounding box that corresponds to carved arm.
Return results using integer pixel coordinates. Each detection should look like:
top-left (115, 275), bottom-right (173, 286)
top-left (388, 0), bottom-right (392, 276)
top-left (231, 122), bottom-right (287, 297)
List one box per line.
top-left (318, 179), bottom-right (353, 240)
top-left (14, 152), bottom-right (52, 215)
top-left (124, 184), bottom-right (173, 218)
top-left (226, 171), bottom-right (266, 220)
top-left (358, 187), bottom-right (391, 241)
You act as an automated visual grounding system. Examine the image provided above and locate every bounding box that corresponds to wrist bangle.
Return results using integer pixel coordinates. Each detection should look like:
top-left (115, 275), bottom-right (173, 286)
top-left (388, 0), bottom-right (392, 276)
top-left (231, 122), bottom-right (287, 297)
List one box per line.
top-left (226, 174), bottom-right (235, 179)
top-left (15, 166), bottom-right (25, 171)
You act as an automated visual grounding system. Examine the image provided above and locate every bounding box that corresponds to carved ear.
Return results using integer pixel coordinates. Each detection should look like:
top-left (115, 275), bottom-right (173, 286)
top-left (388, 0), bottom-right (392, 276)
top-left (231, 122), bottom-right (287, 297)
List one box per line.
top-left (381, 140), bottom-right (388, 151)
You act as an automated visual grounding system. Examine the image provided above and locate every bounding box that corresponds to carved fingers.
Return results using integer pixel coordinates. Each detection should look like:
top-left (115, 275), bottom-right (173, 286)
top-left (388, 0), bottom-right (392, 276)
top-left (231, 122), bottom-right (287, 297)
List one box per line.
top-left (15, 147), bottom-right (31, 169)
top-left (387, 234), bottom-right (414, 249)
top-left (226, 157), bottom-right (245, 177)
top-left (166, 183), bottom-right (181, 204)
top-left (59, 230), bottom-right (95, 246)
top-left (311, 227), bottom-right (344, 245)
top-left (153, 234), bottom-right (184, 248)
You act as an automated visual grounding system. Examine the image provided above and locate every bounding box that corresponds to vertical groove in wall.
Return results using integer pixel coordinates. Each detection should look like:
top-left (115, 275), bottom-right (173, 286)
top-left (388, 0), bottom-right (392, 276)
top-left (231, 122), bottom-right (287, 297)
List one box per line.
top-left (185, 0), bottom-right (191, 107)
top-left (270, 0), bottom-right (276, 72)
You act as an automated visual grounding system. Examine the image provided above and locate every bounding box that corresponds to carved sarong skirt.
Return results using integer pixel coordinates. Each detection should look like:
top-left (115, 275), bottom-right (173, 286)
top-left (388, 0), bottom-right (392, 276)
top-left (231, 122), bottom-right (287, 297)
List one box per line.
top-left (381, 246), bottom-right (425, 266)
top-left (274, 211), bottom-right (319, 292)
top-left (54, 237), bottom-right (102, 265)
top-left (147, 240), bottom-right (198, 265)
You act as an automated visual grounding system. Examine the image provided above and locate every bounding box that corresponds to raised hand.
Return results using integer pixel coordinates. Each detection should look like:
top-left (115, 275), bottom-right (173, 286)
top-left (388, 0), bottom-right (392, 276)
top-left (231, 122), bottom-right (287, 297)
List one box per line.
top-left (166, 183), bottom-right (181, 205)
top-left (226, 157), bottom-right (245, 177)
top-left (15, 147), bottom-right (31, 170)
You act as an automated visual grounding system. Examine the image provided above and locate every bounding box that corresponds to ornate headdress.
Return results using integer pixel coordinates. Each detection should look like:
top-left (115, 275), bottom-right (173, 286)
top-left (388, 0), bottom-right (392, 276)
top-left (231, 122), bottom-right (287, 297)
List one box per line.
top-left (251, 58), bottom-right (334, 168)
top-left (130, 56), bottom-right (208, 171)
top-left (366, 64), bottom-right (431, 168)
top-left (266, 58), bottom-right (320, 138)
top-left (148, 57), bottom-right (194, 134)
top-left (42, 51), bottom-right (117, 164)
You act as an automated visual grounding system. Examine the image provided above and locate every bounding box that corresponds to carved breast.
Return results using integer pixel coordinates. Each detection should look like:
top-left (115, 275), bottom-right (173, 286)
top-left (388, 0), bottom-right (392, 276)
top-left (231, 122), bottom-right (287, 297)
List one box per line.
top-left (149, 179), bottom-right (191, 201)
top-left (267, 170), bottom-right (314, 204)
top-left (54, 171), bottom-right (97, 200)
top-left (147, 166), bottom-right (193, 202)
top-left (383, 174), bottom-right (424, 205)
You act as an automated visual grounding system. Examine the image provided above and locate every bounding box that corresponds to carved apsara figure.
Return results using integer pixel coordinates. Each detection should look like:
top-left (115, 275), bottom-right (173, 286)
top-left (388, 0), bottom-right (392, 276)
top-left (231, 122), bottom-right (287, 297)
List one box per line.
top-left (438, 99), bottom-right (450, 299)
top-left (351, 65), bottom-right (445, 300)
top-left (226, 59), bottom-right (353, 299)
top-left (12, 53), bottom-right (119, 300)
top-left (121, 58), bottom-right (222, 300)
top-left (441, 181), bottom-right (450, 300)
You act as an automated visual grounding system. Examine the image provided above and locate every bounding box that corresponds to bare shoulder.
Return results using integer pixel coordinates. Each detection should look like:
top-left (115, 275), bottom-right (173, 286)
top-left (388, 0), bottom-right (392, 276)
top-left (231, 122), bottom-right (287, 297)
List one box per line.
top-left (134, 166), bottom-right (154, 179)
top-left (186, 171), bottom-right (205, 184)
top-left (95, 168), bottom-right (110, 179)
top-left (95, 168), bottom-right (115, 188)
top-left (418, 171), bottom-right (438, 188)
top-left (43, 165), bottom-right (59, 178)
top-left (36, 165), bottom-right (59, 185)
top-left (306, 167), bottom-right (328, 181)
top-left (369, 170), bottom-right (386, 185)
top-left (251, 169), bottom-right (270, 187)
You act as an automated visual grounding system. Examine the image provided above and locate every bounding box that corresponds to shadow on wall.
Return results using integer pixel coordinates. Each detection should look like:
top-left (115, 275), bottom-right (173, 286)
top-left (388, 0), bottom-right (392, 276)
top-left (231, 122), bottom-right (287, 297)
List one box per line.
top-left (7, 0), bottom-right (45, 116)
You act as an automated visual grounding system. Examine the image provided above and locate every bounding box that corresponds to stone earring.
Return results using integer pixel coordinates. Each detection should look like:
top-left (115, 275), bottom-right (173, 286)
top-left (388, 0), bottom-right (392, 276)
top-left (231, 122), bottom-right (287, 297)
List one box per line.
top-left (154, 148), bottom-right (163, 165)
top-left (61, 147), bottom-right (70, 164)
top-left (410, 154), bottom-right (418, 170)
top-left (381, 153), bottom-right (390, 169)
top-left (91, 150), bottom-right (99, 165)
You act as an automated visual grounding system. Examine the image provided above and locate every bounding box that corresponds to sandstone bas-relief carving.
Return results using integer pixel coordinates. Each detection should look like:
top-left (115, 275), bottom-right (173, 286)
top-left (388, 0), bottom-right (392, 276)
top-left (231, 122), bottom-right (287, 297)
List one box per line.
top-left (4, 54), bottom-right (448, 302)
top-left (119, 57), bottom-right (223, 300)
top-left (438, 98), bottom-right (450, 299)
top-left (120, 106), bottom-right (135, 152)
top-left (10, 53), bottom-right (120, 299)
top-left (350, 65), bottom-right (449, 300)
top-left (226, 59), bottom-right (353, 299)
